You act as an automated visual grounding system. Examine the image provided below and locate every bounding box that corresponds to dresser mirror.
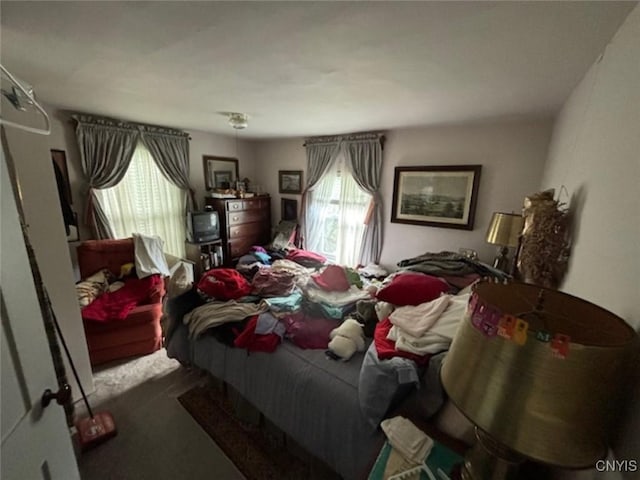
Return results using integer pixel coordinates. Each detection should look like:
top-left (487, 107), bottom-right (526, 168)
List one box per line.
top-left (203, 155), bottom-right (239, 190)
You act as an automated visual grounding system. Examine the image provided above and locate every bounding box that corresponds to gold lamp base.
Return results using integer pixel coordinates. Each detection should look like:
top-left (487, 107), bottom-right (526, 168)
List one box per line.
top-left (461, 428), bottom-right (524, 480)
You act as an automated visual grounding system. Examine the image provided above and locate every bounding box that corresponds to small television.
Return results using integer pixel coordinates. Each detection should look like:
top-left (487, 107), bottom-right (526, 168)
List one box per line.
top-left (186, 210), bottom-right (220, 243)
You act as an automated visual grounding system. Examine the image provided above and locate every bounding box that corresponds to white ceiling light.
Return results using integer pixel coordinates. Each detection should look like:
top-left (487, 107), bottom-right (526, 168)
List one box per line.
top-left (227, 112), bottom-right (249, 130)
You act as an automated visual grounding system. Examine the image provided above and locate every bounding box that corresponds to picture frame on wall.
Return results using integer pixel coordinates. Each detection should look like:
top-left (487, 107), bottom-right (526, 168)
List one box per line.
top-left (203, 155), bottom-right (239, 191)
top-left (278, 170), bottom-right (303, 194)
top-left (51, 149), bottom-right (72, 205)
top-left (390, 165), bottom-right (482, 230)
top-left (50, 149), bottom-right (80, 241)
top-left (281, 198), bottom-right (298, 221)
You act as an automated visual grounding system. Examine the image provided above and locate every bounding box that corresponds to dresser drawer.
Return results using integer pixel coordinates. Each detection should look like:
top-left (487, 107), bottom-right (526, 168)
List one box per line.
top-left (228, 222), bottom-right (265, 239)
top-left (228, 210), bottom-right (263, 225)
top-left (226, 200), bottom-right (244, 212)
top-left (244, 198), bottom-right (270, 210)
top-left (241, 199), bottom-right (260, 210)
top-left (226, 198), bottom-right (270, 212)
top-left (228, 237), bottom-right (258, 258)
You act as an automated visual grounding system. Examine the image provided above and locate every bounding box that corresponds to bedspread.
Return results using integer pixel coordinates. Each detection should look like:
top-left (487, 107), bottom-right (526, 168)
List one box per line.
top-left (167, 322), bottom-right (383, 480)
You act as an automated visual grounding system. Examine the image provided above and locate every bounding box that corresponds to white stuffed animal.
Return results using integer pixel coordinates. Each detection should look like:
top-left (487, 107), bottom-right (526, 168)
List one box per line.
top-left (327, 318), bottom-right (366, 361)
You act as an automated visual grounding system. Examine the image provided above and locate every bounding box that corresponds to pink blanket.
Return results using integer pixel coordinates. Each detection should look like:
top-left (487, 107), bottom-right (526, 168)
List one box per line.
top-left (82, 275), bottom-right (163, 322)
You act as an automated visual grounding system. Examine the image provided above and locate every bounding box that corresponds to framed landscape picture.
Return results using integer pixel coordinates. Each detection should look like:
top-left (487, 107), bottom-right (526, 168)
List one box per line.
top-left (278, 170), bottom-right (303, 194)
top-left (391, 165), bottom-right (482, 230)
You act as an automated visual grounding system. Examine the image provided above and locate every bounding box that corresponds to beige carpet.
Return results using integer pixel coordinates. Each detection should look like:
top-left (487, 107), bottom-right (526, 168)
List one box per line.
top-left (75, 349), bottom-right (245, 480)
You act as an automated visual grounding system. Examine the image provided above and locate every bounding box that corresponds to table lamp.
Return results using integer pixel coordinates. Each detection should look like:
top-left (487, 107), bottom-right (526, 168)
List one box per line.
top-left (485, 212), bottom-right (524, 273)
top-left (441, 280), bottom-right (636, 480)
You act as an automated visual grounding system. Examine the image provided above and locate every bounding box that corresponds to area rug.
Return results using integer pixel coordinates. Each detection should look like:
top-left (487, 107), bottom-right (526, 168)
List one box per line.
top-left (178, 383), bottom-right (311, 480)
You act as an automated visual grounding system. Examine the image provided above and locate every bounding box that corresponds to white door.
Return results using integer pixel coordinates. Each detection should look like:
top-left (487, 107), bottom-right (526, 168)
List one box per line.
top-left (1, 146), bottom-right (81, 479)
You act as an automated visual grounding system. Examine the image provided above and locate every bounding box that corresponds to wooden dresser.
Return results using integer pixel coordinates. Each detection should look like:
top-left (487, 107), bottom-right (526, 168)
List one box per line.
top-left (204, 195), bottom-right (271, 262)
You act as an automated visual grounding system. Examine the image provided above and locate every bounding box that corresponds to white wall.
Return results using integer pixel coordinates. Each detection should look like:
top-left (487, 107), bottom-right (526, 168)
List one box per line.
top-left (541, 6), bottom-right (639, 480)
top-left (254, 119), bottom-right (553, 269)
top-left (252, 138), bottom-right (306, 232)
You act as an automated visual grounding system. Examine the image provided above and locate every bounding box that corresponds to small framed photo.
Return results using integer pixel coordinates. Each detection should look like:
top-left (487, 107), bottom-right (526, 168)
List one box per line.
top-left (391, 165), bottom-right (482, 230)
top-left (278, 170), bottom-right (303, 194)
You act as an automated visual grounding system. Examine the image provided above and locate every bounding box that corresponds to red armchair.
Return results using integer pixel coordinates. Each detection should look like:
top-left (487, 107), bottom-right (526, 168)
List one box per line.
top-left (77, 238), bottom-right (165, 366)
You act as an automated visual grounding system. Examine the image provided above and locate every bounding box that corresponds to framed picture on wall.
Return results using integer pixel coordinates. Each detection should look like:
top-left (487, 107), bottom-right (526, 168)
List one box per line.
top-left (278, 170), bottom-right (303, 194)
top-left (51, 149), bottom-right (72, 205)
top-left (203, 155), bottom-right (238, 190)
top-left (281, 198), bottom-right (298, 221)
top-left (390, 165), bottom-right (482, 230)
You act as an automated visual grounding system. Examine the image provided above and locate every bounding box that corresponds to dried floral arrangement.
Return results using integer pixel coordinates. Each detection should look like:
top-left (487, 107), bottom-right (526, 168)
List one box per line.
top-left (517, 189), bottom-right (571, 289)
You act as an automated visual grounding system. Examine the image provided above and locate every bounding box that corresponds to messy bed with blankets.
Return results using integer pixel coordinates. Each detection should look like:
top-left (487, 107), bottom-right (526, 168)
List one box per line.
top-left (164, 247), bottom-right (506, 480)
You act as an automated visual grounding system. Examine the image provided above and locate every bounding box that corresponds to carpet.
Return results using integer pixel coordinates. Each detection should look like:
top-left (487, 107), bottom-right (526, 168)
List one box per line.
top-left (178, 383), bottom-right (312, 480)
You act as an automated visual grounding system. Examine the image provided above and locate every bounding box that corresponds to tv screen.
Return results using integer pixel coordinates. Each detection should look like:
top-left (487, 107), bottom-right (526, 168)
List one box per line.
top-left (187, 211), bottom-right (220, 243)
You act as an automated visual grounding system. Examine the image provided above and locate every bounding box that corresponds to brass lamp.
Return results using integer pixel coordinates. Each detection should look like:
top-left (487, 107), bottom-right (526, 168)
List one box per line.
top-left (441, 281), bottom-right (636, 480)
top-left (485, 212), bottom-right (524, 273)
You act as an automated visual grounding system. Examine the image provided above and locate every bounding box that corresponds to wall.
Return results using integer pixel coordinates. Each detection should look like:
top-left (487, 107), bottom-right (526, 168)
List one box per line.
top-left (252, 138), bottom-right (306, 234)
top-left (254, 119), bottom-right (553, 269)
top-left (541, 6), bottom-right (639, 480)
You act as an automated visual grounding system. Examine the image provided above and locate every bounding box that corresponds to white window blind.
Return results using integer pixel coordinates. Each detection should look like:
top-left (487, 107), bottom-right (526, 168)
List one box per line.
top-left (95, 143), bottom-right (186, 257)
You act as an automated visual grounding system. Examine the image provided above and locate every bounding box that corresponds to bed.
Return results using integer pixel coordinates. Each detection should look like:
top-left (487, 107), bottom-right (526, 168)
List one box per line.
top-left (164, 251), bottom-right (499, 478)
top-left (168, 321), bottom-right (381, 479)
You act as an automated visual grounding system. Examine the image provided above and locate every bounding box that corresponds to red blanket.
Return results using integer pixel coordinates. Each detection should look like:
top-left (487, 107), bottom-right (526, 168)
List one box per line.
top-left (82, 275), bottom-right (163, 322)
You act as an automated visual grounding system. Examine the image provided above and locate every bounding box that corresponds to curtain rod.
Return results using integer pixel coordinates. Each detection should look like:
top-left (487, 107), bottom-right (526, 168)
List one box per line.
top-left (71, 113), bottom-right (190, 139)
top-left (303, 131), bottom-right (385, 147)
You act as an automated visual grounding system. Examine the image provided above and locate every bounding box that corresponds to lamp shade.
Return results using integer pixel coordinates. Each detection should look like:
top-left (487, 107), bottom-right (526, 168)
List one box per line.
top-left (441, 281), bottom-right (636, 468)
top-left (485, 212), bottom-right (524, 247)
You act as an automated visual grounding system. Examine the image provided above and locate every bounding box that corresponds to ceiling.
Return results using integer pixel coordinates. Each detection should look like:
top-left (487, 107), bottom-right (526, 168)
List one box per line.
top-left (1, 1), bottom-right (635, 139)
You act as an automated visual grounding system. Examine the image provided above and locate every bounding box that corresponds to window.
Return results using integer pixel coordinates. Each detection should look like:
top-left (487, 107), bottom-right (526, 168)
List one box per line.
top-left (306, 158), bottom-right (371, 266)
top-left (95, 143), bottom-right (186, 257)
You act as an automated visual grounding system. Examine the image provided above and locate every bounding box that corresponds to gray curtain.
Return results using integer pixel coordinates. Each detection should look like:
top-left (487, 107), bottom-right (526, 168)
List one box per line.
top-left (343, 138), bottom-right (383, 264)
top-left (73, 114), bottom-right (139, 239)
top-left (140, 127), bottom-right (195, 212)
top-left (300, 141), bottom-right (341, 248)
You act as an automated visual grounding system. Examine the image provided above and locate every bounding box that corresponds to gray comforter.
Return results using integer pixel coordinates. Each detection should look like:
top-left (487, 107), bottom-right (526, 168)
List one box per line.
top-left (167, 323), bottom-right (384, 479)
